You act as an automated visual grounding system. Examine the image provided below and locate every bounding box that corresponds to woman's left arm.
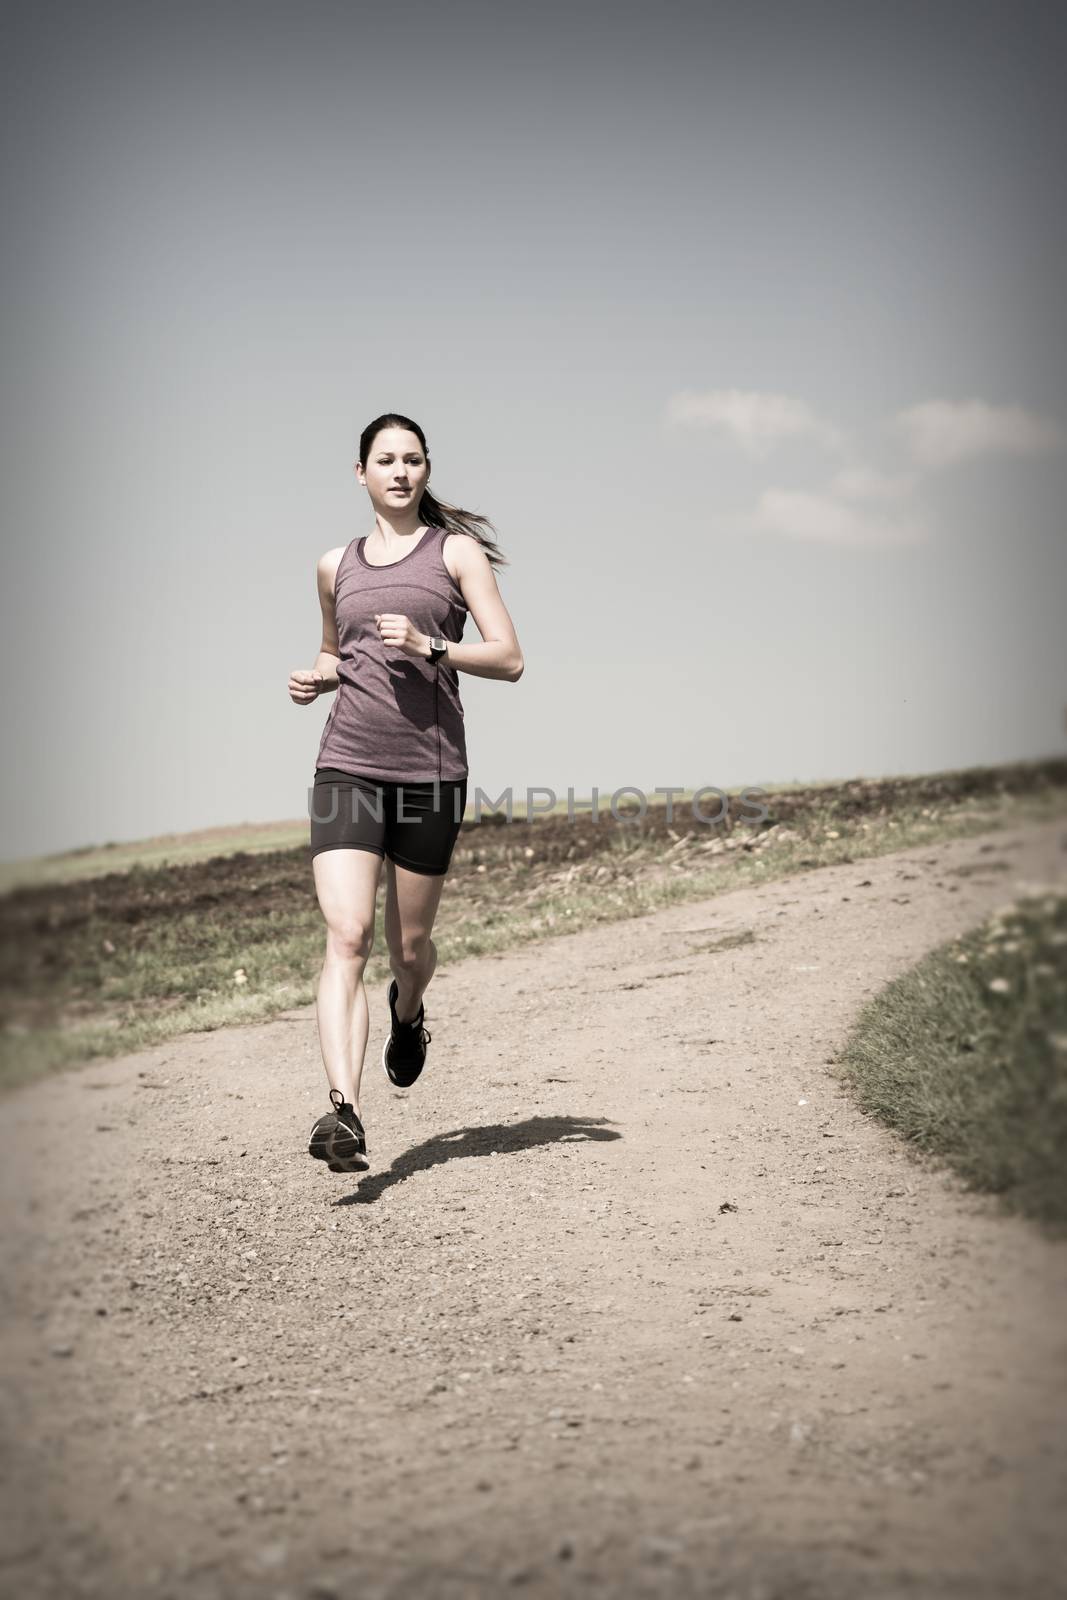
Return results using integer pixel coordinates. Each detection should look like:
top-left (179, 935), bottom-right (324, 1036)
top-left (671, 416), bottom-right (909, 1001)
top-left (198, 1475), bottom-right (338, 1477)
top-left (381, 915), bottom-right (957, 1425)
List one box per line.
top-left (434, 537), bottom-right (524, 682)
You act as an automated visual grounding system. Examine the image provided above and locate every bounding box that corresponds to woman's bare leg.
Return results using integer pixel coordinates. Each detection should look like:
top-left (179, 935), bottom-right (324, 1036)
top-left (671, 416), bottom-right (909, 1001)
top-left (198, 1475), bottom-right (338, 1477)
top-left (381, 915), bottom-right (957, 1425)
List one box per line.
top-left (383, 859), bottom-right (448, 1022)
top-left (312, 846), bottom-right (384, 1116)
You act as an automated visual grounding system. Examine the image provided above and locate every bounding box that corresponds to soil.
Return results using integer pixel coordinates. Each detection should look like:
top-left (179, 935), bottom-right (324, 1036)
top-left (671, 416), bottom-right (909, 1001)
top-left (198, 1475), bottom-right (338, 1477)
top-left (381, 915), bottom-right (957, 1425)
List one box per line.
top-left (2, 817), bottom-right (1066, 1600)
top-left (9, 757), bottom-right (1067, 934)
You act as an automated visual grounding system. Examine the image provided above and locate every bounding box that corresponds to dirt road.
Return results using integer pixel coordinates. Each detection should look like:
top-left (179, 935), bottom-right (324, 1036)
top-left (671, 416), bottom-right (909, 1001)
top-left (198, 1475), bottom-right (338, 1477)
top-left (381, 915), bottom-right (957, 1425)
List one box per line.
top-left (2, 819), bottom-right (1066, 1600)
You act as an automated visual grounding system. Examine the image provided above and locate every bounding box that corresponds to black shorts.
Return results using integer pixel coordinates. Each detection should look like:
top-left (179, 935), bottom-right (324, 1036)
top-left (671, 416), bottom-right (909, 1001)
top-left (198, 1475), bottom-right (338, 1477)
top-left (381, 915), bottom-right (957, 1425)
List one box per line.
top-left (309, 769), bottom-right (468, 877)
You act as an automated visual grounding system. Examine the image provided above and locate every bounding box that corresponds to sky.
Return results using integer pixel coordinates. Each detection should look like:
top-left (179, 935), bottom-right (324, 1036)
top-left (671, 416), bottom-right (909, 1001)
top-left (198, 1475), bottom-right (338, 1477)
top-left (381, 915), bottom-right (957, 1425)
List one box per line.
top-left (1, 0), bottom-right (1065, 861)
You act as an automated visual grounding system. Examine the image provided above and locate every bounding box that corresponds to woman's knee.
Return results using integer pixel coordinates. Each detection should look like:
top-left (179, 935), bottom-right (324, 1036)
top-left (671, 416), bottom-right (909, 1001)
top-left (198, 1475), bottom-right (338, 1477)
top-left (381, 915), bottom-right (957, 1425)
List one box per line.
top-left (389, 930), bottom-right (436, 971)
top-left (325, 918), bottom-right (375, 962)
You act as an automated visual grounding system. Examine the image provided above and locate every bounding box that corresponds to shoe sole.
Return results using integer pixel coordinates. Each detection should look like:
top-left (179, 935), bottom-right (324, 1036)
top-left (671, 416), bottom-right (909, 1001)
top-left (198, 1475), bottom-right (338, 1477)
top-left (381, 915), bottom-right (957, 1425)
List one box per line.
top-left (308, 1116), bottom-right (369, 1173)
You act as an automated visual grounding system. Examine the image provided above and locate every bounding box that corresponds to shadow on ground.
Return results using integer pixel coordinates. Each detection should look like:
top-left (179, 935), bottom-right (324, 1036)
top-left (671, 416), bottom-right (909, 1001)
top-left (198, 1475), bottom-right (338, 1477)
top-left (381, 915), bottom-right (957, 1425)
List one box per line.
top-left (335, 1114), bottom-right (620, 1205)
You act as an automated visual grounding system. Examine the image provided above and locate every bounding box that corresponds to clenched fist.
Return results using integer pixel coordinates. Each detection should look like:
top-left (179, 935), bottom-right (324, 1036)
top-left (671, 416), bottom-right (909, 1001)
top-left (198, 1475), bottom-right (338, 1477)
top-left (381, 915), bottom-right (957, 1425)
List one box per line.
top-left (288, 669), bottom-right (323, 705)
top-left (374, 613), bottom-right (429, 659)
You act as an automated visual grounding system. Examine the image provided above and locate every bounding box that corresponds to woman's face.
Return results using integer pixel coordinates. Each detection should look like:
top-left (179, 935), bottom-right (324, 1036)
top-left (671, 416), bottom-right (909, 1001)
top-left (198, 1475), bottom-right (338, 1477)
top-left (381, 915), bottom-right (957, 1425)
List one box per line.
top-left (357, 427), bottom-right (430, 513)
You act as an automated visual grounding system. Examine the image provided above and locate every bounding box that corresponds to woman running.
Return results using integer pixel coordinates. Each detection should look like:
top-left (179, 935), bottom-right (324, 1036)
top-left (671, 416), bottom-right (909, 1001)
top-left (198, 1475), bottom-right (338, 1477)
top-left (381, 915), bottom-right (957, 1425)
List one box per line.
top-left (288, 412), bottom-right (524, 1174)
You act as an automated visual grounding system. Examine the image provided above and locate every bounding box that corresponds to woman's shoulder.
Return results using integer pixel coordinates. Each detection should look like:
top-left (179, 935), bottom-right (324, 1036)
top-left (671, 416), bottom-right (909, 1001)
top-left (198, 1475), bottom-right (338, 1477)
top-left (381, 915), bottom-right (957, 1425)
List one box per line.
top-left (441, 529), bottom-right (492, 586)
top-left (317, 542), bottom-right (353, 594)
top-left (441, 530), bottom-right (468, 588)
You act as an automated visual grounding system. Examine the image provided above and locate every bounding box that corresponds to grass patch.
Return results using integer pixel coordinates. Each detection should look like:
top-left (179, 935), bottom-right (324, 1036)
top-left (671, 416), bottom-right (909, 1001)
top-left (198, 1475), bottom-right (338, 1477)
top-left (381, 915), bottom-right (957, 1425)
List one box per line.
top-left (832, 889), bottom-right (1067, 1233)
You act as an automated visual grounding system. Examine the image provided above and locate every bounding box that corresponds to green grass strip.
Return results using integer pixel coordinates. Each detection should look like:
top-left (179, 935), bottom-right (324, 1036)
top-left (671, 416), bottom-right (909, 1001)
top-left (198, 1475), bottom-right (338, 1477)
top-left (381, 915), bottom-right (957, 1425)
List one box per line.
top-left (832, 889), bottom-right (1067, 1231)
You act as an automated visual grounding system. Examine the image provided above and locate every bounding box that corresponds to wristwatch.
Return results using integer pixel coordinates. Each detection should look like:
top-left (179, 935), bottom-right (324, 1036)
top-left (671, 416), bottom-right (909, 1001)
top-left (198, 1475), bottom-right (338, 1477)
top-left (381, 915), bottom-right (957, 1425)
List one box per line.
top-left (427, 636), bottom-right (448, 663)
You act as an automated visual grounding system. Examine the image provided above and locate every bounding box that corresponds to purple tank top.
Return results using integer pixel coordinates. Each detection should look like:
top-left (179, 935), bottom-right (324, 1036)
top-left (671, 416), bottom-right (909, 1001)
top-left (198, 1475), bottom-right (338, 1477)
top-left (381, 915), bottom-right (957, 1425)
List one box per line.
top-left (315, 525), bottom-right (469, 781)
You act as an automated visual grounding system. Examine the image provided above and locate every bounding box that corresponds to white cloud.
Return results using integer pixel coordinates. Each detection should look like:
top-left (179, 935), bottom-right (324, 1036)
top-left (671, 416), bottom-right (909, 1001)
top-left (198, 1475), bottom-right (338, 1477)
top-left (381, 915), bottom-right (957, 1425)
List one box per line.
top-left (677, 385), bottom-right (1060, 547)
top-left (895, 398), bottom-right (1064, 467)
top-left (752, 489), bottom-right (928, 548)
top-left (665, 388), bottom-right (843, 458)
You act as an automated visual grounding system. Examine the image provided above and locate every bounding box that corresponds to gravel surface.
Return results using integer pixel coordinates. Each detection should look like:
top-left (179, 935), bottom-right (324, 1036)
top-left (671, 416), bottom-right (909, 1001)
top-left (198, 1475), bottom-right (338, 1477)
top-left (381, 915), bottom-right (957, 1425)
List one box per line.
top-left (2, 818), bottom-right (1065, 1600)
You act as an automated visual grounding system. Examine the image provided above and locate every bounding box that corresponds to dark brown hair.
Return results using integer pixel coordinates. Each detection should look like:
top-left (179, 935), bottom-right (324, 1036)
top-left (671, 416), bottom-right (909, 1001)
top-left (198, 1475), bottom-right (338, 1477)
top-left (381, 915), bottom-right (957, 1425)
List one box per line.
top-left (358, 412), bottom-right (507, 570)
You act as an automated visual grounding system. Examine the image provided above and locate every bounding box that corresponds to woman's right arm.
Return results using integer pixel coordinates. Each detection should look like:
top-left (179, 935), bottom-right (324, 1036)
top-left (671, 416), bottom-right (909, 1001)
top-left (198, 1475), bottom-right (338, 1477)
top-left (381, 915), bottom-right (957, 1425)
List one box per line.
top-left (288, 548), bottom-right (344, 705)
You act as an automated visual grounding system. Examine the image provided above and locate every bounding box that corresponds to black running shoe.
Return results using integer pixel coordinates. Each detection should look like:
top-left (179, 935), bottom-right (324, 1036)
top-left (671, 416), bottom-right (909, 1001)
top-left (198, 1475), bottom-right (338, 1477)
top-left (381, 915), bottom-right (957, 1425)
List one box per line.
top-left (382, 978), bottom-right (432, 1088)
top-left (308, 1088), bottom-right (369, 1173)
